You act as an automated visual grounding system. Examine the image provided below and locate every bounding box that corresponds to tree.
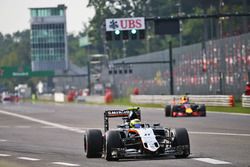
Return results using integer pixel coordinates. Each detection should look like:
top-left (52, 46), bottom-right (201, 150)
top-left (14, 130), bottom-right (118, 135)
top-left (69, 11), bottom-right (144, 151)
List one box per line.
top-left (87, 0), bottom-right (248, 59)
top-left (68, 34), bottom-right (88, 66)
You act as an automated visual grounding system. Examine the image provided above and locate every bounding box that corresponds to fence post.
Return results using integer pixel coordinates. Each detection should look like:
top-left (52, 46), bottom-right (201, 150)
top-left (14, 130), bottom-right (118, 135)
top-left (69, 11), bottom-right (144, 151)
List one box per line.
top-left (169, 41), bottom-right (174, 95)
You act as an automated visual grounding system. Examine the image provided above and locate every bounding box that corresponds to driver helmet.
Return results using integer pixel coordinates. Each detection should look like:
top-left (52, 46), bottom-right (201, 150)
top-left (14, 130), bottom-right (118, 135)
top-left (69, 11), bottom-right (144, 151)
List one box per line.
top-left (130, 119), bottom-right (141, 128)
top-left (180, 96), bottom-right (189, 103)
top-left (128, 109), bottom-right (139, 121)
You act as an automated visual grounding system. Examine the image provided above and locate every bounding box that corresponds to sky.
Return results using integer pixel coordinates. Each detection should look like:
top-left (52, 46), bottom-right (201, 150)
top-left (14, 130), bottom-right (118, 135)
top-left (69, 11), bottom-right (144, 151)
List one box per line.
top-left (0, 0), bottom-right (95, 35)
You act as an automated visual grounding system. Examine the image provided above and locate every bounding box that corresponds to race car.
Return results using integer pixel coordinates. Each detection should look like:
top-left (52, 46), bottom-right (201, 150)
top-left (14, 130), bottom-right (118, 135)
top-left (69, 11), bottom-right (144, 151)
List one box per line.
top-left (83, 107), bottom-right (190, 161)
top-left (0, 92), bottom-right (19, 103)
top-left (165, 96), bottom-right (206, 117)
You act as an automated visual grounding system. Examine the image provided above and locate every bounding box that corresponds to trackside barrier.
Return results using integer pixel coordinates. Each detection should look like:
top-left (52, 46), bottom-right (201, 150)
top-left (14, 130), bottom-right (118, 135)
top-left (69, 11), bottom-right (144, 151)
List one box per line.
top-left (53, 94), bottom-right (107, 104)
top-left (54, 93), bottom-right (65, 103)
top-left (242, 94), bottom-right (250, 107)
top-left (130, 95), bottom-right (235, 107)
top-left (37, 93), bottom-right (54, 101)
top-left (84, 96), bottom-right (105, 103)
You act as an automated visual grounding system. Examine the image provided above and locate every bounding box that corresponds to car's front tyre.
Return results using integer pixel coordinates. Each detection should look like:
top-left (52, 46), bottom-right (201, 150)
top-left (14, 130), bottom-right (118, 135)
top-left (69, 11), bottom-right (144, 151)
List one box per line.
top-left (199, 104), bottom-right (206, 117)
top-left (104, 130), bottom-right (123, 161)
top-left (171, 128), bottom-right (190, 158)
top-left (83, 129), bottom-right (103, 158)
top-left (165, 105), bottom-right (171, 117)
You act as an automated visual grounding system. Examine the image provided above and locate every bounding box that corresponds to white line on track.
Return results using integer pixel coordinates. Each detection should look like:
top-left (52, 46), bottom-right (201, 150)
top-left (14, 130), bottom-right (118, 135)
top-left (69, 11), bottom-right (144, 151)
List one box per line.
top-left (0, 110), bottom-right (84, 133)
top-left (193, 158), bottom-right (232, 165)
top-left (15, 126), bottom-right (31, 128)
top-left (189, 131), bottom-right (250, 137)
top-left (0, 154), bottom-right (11, 157)
top-left (0, 139), bottom-right (7, 142)
top-left (17, 157), bottom-right (40, 161)
top-left (52, 162), bottom-right (80, 166)
top-left (40, 126), bottom-right (57, 129)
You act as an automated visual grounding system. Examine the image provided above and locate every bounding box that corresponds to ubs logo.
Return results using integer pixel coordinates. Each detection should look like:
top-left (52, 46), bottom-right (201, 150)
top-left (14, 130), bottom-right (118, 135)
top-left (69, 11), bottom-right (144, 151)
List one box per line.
top-left (109, 20), bottom-right (118, 30)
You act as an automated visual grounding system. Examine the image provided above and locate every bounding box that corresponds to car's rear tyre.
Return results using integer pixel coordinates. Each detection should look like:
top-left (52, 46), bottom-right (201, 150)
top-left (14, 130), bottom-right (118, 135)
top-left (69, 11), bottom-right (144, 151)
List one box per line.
top-left (165, 105), bottom-right (171, 117)
top-left (199, 104), bottom-right (206, 117)
top-left (104, 130), bottom-right (123, 161)
top-left (171, 128), bottom-right (190, 158)
top-left (84, 129), bottom-right (103, 158)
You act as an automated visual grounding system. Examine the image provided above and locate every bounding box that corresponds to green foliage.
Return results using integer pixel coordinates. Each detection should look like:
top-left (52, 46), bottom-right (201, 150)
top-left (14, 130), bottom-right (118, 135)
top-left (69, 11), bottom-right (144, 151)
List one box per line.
top-left (0, 30), bottom-right (30, 67)
top-left (0, 30), bottom-right (31, 90)
top-left (0, 30), bottom-right (89, 90)
top-left (87, 0), bottom-right (247, 58)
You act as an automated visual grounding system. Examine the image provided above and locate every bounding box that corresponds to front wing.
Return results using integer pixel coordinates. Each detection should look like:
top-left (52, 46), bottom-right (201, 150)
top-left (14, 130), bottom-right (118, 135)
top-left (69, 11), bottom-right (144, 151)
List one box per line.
top-left (171, 104), bottom-right (206, 117)
top-left (109, 145), bottom-right (189, 159)
top-left (172, 111), bottom-right (203, 117)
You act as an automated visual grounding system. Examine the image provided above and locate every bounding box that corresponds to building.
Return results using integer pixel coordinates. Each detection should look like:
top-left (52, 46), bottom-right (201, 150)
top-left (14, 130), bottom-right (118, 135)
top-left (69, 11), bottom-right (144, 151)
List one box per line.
top-left (30, 4), bottom-right (68, 72)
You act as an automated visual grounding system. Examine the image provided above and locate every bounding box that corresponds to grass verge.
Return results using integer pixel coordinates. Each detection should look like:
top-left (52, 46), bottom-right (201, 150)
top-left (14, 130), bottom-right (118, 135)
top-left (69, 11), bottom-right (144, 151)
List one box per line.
top-left (0, 160), bottom-right (25, 167)
top-left (206, 102), bottom-right (250, 114)
top-left (109, 97), bottom-right (163, 108)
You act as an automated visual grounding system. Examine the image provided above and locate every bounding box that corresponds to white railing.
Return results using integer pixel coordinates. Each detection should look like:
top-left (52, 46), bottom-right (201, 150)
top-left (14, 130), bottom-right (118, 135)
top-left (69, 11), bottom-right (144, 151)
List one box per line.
top-left (242, 94), bottom-right (250, 108)
top-left (84, 95), bottom-right (105, 103)
top-left (37, 93), bottom-right (54, 101)
top-left (53, 93), bottom-right (107, 104)
top-left (130, 95), bottom-right (235, 107)
top-left (54, 92), bottom-right (65, 102)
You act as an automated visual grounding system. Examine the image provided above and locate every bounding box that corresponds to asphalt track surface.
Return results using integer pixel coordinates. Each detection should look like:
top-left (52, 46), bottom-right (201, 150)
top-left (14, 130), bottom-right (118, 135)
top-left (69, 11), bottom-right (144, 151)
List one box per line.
top-left (0, 102), bottom-right (249, 167)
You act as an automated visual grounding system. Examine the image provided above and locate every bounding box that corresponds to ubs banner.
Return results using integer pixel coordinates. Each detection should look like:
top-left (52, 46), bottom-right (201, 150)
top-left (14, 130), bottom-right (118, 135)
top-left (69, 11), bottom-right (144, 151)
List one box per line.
top-left (105, 17), bottom-right (145, 31)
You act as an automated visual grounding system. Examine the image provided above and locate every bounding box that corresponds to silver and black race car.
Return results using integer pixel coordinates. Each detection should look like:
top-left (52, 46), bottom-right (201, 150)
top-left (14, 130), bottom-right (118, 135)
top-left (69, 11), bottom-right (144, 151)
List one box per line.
top-left (83, 107), bottom-right (190, 161)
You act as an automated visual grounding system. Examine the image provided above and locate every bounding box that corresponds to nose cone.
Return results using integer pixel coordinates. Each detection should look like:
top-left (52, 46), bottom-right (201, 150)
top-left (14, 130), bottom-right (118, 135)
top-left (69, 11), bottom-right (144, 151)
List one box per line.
top-left (186, 108), bottom-right (193, 114)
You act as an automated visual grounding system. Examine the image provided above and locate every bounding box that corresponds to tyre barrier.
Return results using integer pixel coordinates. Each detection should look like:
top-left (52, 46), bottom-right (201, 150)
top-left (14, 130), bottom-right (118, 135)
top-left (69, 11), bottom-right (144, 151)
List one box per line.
top-left (37, 93), bottom-right (54, 101)
top-left (104, 92), bottom-right (113, 103)
top-left (242, 94), bottom-right (250, 108)
top-left (130, 95), bottom-right (235, 107)
top-left (84, 96), bottom-right (105, 103)
top-left (53, 93), bottom-right (107, 104)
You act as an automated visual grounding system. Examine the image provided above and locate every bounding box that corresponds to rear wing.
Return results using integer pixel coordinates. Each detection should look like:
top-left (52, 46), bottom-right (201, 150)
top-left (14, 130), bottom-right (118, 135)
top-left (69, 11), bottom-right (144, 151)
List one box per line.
top-left (104, 108), bottom-right (141, 132)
